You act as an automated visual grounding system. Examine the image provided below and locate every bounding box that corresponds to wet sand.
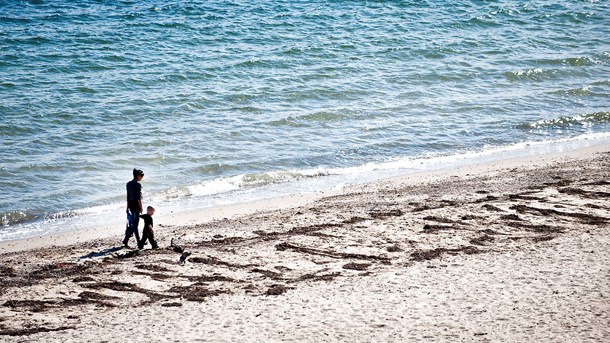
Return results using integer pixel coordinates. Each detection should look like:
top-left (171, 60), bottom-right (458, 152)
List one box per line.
top-left (1, 145), bottom-right (609, 342)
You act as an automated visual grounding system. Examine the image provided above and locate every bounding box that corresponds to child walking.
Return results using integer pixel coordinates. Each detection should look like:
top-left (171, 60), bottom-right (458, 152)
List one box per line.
top-left (138, 206), bottom-right (158, 250)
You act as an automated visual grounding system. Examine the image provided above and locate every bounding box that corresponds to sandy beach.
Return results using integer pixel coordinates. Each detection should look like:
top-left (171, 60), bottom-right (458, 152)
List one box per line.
top-left (1, 145), bottom-right (609, 342)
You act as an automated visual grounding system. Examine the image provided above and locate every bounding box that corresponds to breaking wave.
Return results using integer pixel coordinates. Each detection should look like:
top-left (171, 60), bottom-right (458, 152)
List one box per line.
top-left (519, 111), bottom-right (610, 130)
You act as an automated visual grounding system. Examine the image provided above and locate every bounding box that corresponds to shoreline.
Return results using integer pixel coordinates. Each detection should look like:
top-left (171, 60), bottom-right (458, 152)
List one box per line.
top-left (0, 193), bottom-right (326, 255)
top-left (2, 141), bottom-right (609, 255)
top-left (3, 132), bottom-right (610, 246)
top-left (1, 143), bottom-right (609, 341)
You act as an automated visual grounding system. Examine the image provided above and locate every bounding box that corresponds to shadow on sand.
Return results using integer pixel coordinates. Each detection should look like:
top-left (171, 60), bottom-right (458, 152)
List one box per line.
top-left (80, 246), bottom-right (123, 260)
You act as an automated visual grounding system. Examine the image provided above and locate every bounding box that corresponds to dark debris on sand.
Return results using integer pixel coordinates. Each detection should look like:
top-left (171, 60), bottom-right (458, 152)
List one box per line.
top-left (2, 153), bottom-right (610, 336)
top-left (410, 246), bottom-right (482, 262)
top-left (0, 325), bottom-right (75, 337)
top-left (266, 284), bottom-right (290, 296)
top-left (343, 262), bottom-right (371, 271)
top-left (168, 285), bottom-right (231, 302)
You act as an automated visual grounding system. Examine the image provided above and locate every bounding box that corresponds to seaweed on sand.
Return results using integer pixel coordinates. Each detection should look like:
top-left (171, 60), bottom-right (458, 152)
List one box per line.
top-left (504, 221), bottom-right (564, 234)
top-left (369, 209), bottom-right (404, 219)
top-left (342, 262), bottom-right (371, 270)
top-left (410, 246), bottom-right (482, 262)
top-left (266, 284), bottom-right (289, 296)
top-left (135, 264), bottom-right (172, 272)
top-left (81, 281), bottom-right (174, 304)
top-left (188, 256), bottom-right (256, 269)
top-left (28, 262), bottom-right (93, 280)
top-left (469, 234), bottom-right (495, 245)
top-left (168, 285), bottom-right (230, 302)
top-left (0, 325), bottom-right (75, 337)
top-left (275, 242), bottom-right (391, 263)
top-left (510, 204), bottom-right (609, 225)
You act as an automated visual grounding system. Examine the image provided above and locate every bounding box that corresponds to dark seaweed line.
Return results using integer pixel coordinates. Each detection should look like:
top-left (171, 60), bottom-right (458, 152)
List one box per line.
top-left (194, 223), bottom-right (343, 250)
top-left (275, 242), bottom-right (391, 262)
top-left (410, 246), bottom-right (482, 262)
top-left (0, 326), bottom-right (76, 337)
top-left (509, 204), bottom-right (609, 224)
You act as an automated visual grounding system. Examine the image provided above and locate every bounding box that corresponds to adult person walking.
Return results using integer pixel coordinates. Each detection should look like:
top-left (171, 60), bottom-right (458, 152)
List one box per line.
top-left (123, 168), bottom-right (144, 248)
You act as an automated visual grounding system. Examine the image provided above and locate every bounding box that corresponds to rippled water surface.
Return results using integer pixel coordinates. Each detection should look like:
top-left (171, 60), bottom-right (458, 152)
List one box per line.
top-left (1, 0), bottom-right (609, 239)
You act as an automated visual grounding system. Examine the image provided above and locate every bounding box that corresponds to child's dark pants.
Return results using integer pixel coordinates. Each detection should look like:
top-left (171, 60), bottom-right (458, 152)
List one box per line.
top-left (139, 226), bottom-right (158, 249)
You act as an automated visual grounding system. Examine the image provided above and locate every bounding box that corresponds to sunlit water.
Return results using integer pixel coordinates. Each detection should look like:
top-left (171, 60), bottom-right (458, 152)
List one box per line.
top-left (1, 0), bottom-right (609, 240)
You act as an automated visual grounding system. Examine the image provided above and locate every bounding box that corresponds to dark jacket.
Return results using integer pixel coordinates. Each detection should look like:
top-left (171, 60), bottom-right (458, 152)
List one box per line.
top-left (126, 179), bottom-right (142, 203)
top-left (140, 214), bottom-right (153, 232)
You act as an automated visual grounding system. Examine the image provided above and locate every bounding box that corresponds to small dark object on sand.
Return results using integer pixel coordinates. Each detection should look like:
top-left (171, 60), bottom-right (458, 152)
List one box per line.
top-left (179, 251), bottom-right (192, 265)
top-left (343, 262), bottom-right (371, 270)
top-left (171, 238), bottom-right (184, 253)
top-left (266, 284), bottom-right (288, 296)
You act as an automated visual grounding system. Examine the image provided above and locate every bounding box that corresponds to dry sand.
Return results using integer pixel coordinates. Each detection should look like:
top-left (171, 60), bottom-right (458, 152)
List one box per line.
top-left (0, 145), bottom-right (609, 342)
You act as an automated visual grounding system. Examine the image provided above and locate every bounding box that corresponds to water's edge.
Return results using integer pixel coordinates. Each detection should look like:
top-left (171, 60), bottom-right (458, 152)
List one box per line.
top-left (2, 132), bottom-right (609, 243)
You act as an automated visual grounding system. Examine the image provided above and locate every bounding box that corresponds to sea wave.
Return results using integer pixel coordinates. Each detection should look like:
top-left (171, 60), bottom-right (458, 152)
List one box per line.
top-left (519, 111), bottom-right (610, 130)
top-left (2, 0), bottom-right (610, 242)
top-left (3, 132), bottom-right (610, 242)
top-left (184, 168), bottom-right (332, 198)
top-left (535, 55), bottom-right (604, 67)
top-left (1, 211), bottom-right (37, 227)
top-left (159, 132), bottom-right (610, 202)
top-left (504, 68), bottom-right (559, 81)
top-left (546, 86), bottom-right (595, 97)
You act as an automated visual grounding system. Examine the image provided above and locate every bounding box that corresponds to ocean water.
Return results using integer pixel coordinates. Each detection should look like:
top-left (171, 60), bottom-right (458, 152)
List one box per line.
top-left (1, 0), bottom-right (609, 241)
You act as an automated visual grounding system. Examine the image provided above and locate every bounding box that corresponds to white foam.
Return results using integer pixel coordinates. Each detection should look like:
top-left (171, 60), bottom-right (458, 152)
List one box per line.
top-left (187, 177), bottom-right (241, 197)
top-left (2, 132), bottom-right (610, 242)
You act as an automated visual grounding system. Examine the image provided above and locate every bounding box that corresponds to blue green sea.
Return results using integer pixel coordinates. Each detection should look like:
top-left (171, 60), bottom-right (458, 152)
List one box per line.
top-left (1, 0), bottom-right (609, 241)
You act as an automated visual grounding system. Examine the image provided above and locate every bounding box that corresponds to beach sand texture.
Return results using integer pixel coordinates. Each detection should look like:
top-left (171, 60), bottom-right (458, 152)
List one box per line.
top-left (0, 147), bottom-right (609, 342)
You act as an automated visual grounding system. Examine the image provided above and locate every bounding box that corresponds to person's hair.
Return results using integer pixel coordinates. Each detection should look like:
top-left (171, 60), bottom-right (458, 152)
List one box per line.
top-left (133, 168), bottom-right (144, 177)
top-left (147, 206), bottom-right (155, 211)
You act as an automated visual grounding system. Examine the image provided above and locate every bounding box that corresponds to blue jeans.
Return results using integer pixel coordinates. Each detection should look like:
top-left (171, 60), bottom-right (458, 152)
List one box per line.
top-left (123, 210), bottom-right (140, 246)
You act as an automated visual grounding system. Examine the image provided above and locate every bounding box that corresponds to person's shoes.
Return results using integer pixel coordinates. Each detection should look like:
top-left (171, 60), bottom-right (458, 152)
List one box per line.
top-left (123, 243), bottom-right (129, 248)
